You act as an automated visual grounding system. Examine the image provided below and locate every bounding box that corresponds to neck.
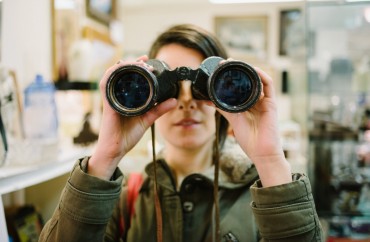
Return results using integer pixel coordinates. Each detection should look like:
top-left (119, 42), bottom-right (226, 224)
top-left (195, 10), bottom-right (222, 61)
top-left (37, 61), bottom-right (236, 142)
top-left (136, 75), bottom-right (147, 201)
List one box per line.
top-left (163, 141), bottom-right (214, 187)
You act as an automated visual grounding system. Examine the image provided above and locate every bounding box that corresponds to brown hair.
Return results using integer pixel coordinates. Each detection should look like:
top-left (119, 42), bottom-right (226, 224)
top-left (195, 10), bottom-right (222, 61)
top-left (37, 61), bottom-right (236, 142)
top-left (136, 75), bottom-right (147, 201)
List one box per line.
top-left (148, 24), bottom-right (229, 150)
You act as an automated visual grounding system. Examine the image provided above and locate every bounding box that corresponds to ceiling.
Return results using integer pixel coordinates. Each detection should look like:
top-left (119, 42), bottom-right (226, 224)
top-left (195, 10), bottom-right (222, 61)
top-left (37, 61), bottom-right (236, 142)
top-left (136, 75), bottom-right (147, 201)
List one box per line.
top-left (119, 0), bottom-right (209, 7)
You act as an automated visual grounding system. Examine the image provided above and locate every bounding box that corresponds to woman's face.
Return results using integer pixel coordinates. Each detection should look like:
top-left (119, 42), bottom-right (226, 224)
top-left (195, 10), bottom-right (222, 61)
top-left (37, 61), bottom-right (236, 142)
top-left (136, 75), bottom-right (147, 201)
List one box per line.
top-left (155, 43), bottom-right (216, 150)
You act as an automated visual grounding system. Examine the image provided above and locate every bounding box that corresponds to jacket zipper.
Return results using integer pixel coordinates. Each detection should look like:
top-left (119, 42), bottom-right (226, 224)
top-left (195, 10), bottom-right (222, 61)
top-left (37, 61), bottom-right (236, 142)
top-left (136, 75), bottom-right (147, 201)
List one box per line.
top-left (223, 232), bottom-right (239, 242)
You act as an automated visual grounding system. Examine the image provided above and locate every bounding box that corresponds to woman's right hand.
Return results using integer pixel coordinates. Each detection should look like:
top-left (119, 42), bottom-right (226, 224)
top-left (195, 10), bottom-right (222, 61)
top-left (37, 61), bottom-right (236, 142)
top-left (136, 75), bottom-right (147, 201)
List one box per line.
top-left (88, 56), bottom-right (177, 180)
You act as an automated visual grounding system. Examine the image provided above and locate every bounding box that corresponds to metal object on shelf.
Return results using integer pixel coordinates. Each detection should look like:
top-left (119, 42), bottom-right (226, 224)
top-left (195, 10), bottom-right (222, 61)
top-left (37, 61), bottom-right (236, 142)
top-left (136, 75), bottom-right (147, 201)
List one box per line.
top-left (0, 103), bottom-right (8, 167)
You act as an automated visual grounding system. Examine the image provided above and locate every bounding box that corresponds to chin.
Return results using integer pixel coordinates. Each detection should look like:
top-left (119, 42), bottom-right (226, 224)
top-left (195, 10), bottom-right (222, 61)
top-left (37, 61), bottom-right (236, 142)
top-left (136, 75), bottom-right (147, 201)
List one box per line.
top-left (174, 137), bottom-right (213, 149)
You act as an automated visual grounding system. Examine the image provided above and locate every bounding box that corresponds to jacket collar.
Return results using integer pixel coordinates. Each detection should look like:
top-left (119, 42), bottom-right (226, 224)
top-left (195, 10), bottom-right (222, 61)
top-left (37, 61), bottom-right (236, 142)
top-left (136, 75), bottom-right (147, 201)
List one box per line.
top-left (144, 137), bottom-right (258, 191)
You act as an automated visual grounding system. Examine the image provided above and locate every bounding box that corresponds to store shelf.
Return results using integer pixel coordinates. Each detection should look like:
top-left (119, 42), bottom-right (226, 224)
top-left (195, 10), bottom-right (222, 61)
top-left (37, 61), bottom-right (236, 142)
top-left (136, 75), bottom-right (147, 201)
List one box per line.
top-left (0, 146), bottom-right (90, 195)
top-left (0, 145), bottom-right (93, 242)
top-left (0, 145), bottom-right (93, 195)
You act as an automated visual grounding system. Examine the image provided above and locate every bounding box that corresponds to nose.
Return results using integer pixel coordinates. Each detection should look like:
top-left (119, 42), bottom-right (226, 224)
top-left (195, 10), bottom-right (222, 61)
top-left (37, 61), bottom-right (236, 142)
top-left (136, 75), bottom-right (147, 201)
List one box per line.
top-left (178, 80), bottom-right (196, 110)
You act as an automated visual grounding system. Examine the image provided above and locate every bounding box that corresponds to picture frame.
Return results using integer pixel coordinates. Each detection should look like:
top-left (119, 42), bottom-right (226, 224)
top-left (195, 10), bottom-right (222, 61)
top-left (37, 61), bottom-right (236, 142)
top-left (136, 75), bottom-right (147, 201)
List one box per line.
top-left (214, 16), bottom-right (268, 61)
top-left (279, 9), bottom-right (302, 56)
top-left (51, 2), bottom-right (81, 83)
top-left (86, 0), bottom-right (116, 25)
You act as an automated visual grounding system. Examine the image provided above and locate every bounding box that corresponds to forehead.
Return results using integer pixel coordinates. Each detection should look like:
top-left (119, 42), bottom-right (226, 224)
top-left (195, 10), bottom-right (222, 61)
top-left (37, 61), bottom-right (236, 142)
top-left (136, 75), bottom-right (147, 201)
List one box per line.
top-left (154, 43), bottom-right (204, 70)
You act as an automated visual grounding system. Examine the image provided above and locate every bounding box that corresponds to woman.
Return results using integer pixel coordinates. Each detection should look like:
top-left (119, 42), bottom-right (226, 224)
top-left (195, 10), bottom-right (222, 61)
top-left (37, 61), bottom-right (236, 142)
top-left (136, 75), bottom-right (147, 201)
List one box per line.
top-left (39, 24), bottom-right (323, 242)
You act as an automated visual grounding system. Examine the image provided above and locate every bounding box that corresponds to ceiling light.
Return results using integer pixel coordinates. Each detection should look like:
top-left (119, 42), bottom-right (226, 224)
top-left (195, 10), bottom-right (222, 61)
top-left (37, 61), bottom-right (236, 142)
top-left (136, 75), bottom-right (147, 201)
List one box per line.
top-left (210, 0), bottom-right (302, 3)
top-left (55, 0), bottom-right (75, 9)
top-left (365, 7), bottom-right (370, 23)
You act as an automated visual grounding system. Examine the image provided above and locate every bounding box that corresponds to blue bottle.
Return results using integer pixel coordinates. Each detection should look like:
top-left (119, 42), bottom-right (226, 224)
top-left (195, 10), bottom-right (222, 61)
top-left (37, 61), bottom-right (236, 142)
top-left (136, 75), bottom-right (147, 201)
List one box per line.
top-left (23, 74), bottom-right (58, 140)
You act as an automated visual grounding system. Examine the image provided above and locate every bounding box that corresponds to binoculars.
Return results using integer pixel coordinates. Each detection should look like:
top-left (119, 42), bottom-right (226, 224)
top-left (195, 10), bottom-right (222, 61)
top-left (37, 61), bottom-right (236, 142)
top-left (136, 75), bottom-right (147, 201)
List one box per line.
top-left (106, 56), bottom-right (261, 116)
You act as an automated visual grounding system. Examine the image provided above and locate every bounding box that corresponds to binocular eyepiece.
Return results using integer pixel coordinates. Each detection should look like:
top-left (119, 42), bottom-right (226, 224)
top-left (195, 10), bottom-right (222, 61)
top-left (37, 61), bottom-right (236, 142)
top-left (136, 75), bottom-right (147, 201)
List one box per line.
top-left (106, 56), bottom-right (262, 116)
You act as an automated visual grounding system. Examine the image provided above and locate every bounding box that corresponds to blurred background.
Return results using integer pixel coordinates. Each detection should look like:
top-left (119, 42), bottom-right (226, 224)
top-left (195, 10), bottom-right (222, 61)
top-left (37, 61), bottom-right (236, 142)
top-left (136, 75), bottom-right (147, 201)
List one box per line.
top-left (0, 0), bottom-right (370, 241)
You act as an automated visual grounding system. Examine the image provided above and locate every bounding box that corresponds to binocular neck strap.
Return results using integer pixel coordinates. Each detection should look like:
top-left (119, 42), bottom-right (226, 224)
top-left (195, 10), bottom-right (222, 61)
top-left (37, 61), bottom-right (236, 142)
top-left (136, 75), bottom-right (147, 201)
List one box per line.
top-left (150, 116), bottom-right (221, 242)
top-left (151, 124), bottom-right (163, 242)
top-left (213, 114), bottom-right (221, 242)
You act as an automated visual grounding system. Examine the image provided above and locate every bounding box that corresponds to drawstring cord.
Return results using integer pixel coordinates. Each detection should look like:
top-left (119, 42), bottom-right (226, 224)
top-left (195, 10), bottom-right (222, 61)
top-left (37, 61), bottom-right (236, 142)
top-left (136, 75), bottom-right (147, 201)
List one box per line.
top-left (150, 114), bottom-right (221, 242)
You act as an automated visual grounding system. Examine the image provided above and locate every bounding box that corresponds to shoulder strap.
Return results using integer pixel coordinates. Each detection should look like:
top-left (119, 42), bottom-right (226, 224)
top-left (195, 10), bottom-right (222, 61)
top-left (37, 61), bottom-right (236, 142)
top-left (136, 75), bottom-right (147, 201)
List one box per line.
top-left (119, 173), bottom-right (144, 239)
top-left (126, 173), bottom-right (144, 218)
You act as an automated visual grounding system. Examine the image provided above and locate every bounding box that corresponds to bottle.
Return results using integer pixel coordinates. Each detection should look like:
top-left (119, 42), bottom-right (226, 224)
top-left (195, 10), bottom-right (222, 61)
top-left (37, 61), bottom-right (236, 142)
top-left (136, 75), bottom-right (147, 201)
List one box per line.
top-left (23, 74), bottom-right (58, 140)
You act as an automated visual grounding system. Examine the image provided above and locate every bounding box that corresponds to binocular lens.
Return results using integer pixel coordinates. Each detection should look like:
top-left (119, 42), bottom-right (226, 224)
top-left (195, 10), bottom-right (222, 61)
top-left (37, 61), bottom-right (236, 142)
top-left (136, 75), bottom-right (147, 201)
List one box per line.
top-left (107, 66), bottom-right (156, 116)
top-left (214, 68), bottom-right (251, 106)
top-left (113, 72), bottom-right (151, 109)
top-left (210, 64), bottom-right (261, 112)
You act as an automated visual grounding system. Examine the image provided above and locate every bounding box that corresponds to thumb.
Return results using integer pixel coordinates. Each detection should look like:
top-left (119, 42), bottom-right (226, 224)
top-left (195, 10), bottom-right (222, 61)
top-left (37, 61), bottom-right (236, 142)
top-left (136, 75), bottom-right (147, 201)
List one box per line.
top-left (143, 98), bottom-right (178, 125)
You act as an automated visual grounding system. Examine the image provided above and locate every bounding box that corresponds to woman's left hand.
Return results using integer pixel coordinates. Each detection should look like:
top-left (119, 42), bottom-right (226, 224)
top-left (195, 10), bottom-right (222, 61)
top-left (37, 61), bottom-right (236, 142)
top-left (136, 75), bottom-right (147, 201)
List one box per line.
top-left (216, 67), bottom-right (292, 187)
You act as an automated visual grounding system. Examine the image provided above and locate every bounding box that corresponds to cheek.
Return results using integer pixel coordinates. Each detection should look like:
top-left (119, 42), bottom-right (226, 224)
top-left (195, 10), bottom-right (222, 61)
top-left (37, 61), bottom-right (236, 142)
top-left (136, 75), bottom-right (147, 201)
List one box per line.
top-left (155, 113), bottom-right (170, 131)
top-left (155, 112), bottom-right (178, 142)
top-left (200, 104), bottom-right (217, 130)
top-left (199, 102), bottom-right (217, 118)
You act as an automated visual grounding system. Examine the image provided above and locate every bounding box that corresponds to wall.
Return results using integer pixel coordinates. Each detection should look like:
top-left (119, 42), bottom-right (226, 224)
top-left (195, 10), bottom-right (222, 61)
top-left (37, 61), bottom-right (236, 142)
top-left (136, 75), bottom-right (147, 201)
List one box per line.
top-left (1, 0), bottom-right (52, 91)
top-left (119, 1), bottom-right (304, 70)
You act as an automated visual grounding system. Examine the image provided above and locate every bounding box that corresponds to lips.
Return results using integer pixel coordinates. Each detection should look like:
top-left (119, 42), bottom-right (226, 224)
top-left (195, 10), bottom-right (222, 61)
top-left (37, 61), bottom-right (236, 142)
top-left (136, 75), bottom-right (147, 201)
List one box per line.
top-left (174, 118), bottom-right (200, 126)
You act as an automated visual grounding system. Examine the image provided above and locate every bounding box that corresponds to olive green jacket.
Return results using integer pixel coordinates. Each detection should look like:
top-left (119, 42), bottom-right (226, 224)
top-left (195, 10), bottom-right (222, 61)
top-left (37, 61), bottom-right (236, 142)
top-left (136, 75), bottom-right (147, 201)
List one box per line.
top-left (39, 143), bottom-right (323, 242)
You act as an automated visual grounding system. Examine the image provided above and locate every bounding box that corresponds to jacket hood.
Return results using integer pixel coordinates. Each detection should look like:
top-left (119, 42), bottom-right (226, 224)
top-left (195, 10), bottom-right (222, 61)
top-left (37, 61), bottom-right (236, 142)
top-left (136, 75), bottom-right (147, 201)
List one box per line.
top-left (203, 137), bottom-right (257, 188)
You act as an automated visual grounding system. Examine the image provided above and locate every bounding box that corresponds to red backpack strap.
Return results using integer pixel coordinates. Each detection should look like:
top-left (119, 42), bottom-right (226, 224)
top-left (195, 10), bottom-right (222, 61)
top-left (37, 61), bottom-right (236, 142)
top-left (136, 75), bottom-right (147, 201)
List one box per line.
top-left (119, 173), bottom-right (144, 238)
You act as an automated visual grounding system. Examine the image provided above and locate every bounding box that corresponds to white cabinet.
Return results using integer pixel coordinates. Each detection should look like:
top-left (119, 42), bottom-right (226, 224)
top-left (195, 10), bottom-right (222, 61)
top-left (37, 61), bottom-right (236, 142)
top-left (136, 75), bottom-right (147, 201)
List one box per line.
top-left (0, 146), bottom-right (91, 241)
